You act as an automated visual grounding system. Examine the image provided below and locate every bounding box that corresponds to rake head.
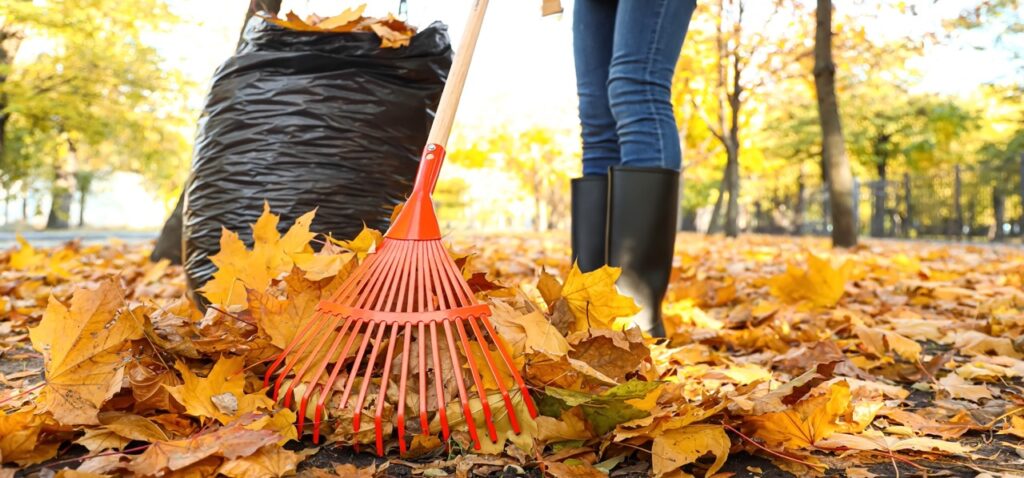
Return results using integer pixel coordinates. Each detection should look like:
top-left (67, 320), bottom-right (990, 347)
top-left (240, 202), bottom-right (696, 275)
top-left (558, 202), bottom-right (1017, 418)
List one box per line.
top-left (263, 145), bottom-right (538, 456)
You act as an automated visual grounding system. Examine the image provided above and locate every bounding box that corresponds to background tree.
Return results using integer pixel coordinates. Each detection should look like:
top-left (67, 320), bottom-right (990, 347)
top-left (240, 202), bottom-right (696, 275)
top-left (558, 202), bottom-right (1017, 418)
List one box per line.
top-left (0, 0), bottom-right (190, 229)
top-left (675, 0), bottom-right (812, 237)
top-left (814, 0), bottom-right (856, 247)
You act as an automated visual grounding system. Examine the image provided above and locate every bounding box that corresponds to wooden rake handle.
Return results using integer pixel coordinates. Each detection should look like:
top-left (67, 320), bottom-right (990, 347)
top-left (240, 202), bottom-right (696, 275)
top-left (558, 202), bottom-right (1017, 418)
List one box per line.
top-left (426, 0), bottom-right (489, 148)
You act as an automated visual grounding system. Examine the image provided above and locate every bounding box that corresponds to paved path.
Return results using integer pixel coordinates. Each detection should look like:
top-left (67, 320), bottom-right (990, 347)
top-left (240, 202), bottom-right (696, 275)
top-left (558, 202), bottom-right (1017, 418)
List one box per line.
top-left (0, 230), bottom-right (158, 249)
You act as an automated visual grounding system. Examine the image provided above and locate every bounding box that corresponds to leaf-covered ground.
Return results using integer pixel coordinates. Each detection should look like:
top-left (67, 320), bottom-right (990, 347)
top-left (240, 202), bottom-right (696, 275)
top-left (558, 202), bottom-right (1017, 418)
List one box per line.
top-left (2, 207), bottom-right (1023, 477)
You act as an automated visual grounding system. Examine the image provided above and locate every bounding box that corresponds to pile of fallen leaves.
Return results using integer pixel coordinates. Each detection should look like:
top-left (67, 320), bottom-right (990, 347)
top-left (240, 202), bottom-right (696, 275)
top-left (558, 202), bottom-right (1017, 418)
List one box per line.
top-left (263, 4), bottom-right (417, 48)
top-left (2, 205), bottom-right (1024, 477)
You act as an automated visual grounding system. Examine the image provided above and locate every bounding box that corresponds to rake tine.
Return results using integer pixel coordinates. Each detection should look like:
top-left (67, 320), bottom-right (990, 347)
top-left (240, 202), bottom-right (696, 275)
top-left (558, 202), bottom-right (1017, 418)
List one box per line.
top-left (308, 319), bottom-right (366, 444)
top-left (467, 316), bottom-right (520, 434)
top-left (397, 323), bottom-right (413, 455)
top-left (330, 321), bottom-right (377, 410)
top-left (428, 241), bottom-right (501, 442)
top-left (284, 315), bottom-right (354, 409)
top-left (358, 242), bottom-right (405, 311)
top-left (317, 319), bottom-right (378, 440)
top-left (430, 322), bottom-right (450, 442)
top-left (353, 322), bottom-right (388, 442)
top-left (442, 320), bottom-right (480, 450)
top-left (265, 309), bottom-right (329, 393)
top-left (478, 315), bottom-right (538, 418)
top-left (375, 325), bottom-right (401, 456)
top-left (454, 318), bottom-right (499, 443)
top-left (417, 322), bottom-right (429, 436)
top-left (297, 317), bottom-right (353, 436)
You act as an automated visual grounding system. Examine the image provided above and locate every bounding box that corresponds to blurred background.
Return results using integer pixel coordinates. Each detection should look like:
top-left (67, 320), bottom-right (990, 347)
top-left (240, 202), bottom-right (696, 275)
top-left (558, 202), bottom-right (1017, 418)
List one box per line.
top-left (0, 0), bottom-right (1021, 245)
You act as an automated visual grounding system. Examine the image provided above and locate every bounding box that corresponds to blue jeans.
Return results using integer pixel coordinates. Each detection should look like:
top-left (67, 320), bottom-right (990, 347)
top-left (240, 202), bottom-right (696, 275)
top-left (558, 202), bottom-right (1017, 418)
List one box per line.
top-left (574, 0), bottom-right (696, 176)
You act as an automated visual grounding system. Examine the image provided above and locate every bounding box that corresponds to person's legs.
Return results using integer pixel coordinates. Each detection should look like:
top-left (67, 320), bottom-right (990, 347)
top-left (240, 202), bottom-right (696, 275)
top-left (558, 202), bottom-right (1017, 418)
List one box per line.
top-left (572, 0), bottom-right (619, 272)
top-left (574, 0), bottom-right (620, 176)
top-left (607, 0), bottom-right (695, 170)
top-left (605, 0), bottom-right (695, 337)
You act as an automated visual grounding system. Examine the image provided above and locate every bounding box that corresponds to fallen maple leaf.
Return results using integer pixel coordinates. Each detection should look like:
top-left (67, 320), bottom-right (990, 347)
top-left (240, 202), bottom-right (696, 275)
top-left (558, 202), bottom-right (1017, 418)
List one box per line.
top-left (218, 445), bottom-right (313, 478)
top-left (0, 408), bottom-right (60, 466)
top-left (561, 264), bottom-right (641, 331)
top-left (75, 427), bottom-right (131, 453)
top-left (248, 272), bottom-right (344, 350)
top-left (545, 380), bottom-right (662, 435)
top-left (878, 408), bottom-right (971, 440)
top-left (651, 424), bottom-right (730, 478)
top-left (165, 356), bottom-right (275, 424)
top-left (854, 325), bottom-right (922, 361)
top-left (331, 225), bottom-right (383, 260)
top-left (29, 280), bottom-right (144, 425)
top-left (999, 416), bottom-right (1024, 439)
top-left (769, 253), bottom-right (850, 307)
top-left (937, 373), bottom-right (993, 402)
top-left (127, 420), bottom-right (280, 476)
top-left (746, 380), bottom-right (851, 449)
top-left (201, 203), bottom-right (316, 307)
top-left (816, 430), bottom-right (972, 454)
top-left (567, 328), bottom-right (649, 382)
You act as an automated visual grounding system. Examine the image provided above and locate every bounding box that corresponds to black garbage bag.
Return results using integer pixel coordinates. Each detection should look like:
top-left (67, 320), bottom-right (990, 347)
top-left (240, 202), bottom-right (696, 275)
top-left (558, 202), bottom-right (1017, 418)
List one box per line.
top-left (182, 17), bottom-right (452, 298)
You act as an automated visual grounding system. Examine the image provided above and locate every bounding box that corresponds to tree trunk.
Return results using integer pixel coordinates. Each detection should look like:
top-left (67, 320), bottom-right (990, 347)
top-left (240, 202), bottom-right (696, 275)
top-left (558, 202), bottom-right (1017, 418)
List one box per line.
top-left (1018, 153), bottom-right (1023, 235)
top-left (239, 0), bottom-right (283, 46)
top-left (46, 138), bottom-right (78, 230)
top-left (0, 27), bottom-right (18, 167)
top-left (724, 141), bottom-right (740, 237)
top-left (793, 170), bottom-right (807, 235)
top-left (75, 171), bottom-right (94, 228)
top-left (2, 187), bottom-right (8, 225)
top-left (813, 0), bottom-right (856, 248)
top-left (903, 172), bottom-right (912, 237)
top-left (992, 188), bottom-right (1005, 241)
top-left (953, 164), bottom-right (963, 239)
top-left (46, 185), bottom-right (73, 229)
top-left (707, 173), bottom-right (727, 234)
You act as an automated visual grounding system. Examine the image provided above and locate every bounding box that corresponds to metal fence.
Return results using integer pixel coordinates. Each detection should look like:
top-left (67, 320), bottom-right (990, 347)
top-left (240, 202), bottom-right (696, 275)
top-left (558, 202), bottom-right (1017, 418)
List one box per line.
top-left (742, 158), bottom-right (1024, 241)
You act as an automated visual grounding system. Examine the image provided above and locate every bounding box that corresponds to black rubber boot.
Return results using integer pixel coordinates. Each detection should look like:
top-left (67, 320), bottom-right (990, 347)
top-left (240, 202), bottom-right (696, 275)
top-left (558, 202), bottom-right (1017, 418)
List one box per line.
top-left (571, 176), bottom-right (609, 273)
top-left (606, 167), bottom-right (679, 337)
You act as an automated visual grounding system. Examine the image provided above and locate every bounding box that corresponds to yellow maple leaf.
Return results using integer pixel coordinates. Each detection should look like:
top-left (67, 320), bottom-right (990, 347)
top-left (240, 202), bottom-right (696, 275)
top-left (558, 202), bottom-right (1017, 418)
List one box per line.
top-left (466, 341), bottom-right (515, 392)
top-left (218, 445), bottom-right (311, 478)
top-left (165, 356), bottom-right (275, 424)
top-left (561, 263), bottom-right (641, 332)
top-left (201, 203), bottom-right (316, 307)
top-left (437, 390), bottom-right (537, 455)
top-left (746, 380), bottom-right (852, 449)
top-left (651, 424), bottom-right (730, 478)
top-left (999, 416), bottom-right (1024, 439)
top-left (244, 409), bottom-right (298, 445)
top-left (330, 225), bottom-right (383, 260)
top-left (9, 234), bottom-right (44, 270)
top-left (75, 428), bottom-right (132, 453)
top-left (370, 22), bottom-right (412, 48)
top-left (769, 252), bottom-right (850, 307)
top-left (0, 408), bottom-right (60, 466)
top-left (127, 420), bottom-right (279, 477)
top-left (536, 268), bottom-right (563, 309)
top-left (937, 373), bottom-right (992, 402)
top-left (315, 4), bottom-right (367, 30)
top-left (854, 325), bottom-right (921, 361)
top-left (9, 234), bottom-right (80, 280)
top-left (29, 281), bottom-right (144, 425)
top-left (248, 273), bottom-right (344, 350)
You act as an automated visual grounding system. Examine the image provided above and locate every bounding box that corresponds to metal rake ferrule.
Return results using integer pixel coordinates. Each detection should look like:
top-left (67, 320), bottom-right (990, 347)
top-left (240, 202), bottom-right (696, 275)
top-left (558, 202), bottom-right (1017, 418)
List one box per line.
top-left (263, 237), bottom-right (538, 456)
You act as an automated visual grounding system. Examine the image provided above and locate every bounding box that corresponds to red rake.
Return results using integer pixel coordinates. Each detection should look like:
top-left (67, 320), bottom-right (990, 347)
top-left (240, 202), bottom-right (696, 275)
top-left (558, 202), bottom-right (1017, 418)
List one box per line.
top-left (263, 0), bottom-right (537, 456)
